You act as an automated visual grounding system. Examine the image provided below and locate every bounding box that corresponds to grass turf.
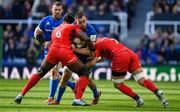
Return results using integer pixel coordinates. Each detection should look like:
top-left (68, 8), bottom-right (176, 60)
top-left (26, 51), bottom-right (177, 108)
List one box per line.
top-left (0, 79), bottom-right (180, 112)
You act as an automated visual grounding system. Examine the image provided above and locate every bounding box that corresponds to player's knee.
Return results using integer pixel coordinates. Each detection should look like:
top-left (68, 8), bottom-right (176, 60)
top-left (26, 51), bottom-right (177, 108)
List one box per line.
top-left (64, 67), bottom-right (72, 75)
top-left (50, 68), bottom-right (59, 79)
top-left (88, 78), bottom-right (95, 88)
top-left (132, 72), bottom-right (145, 86)
top-left (52, 67), bottom-right (58, 75)
top-left (112, 78), bottom-right (124, 89)
top-left (62, 73), bottom-right (72, 82)
top-left (76, 66), bottom-right (89, 77)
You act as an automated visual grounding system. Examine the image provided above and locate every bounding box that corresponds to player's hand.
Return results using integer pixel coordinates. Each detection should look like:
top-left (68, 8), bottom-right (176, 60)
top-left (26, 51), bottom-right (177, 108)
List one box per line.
top-left (43, 41), bottom-right (52, 50)
top-left (87, 57), bottom-right (98, 67)
top-left (43, 41), bottom-right (49, 47)
top-left (71, 44), bottom-right (76, 51)
top-left (87, 52), bottom-right (95, 60)
top-left (96, 57), bottom-right (104, 63)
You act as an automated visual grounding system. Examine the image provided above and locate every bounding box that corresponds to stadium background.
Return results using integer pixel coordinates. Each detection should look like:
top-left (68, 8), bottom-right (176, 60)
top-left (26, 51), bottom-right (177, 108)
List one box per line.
top-left (0, 0), bottom-right (180, 111)
top-left (0, 0), bottom-right (180, 81)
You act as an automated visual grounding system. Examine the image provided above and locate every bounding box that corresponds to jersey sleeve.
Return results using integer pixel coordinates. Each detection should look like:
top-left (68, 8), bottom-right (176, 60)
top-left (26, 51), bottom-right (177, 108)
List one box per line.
top-left (95, 43), bottom-right (100, 57)
top-left (38, 18), bottom-right (46, 31)
top-left (95, 50), bottom-right (100, 57)
top-left (88, 25), bottom-right (97, 41)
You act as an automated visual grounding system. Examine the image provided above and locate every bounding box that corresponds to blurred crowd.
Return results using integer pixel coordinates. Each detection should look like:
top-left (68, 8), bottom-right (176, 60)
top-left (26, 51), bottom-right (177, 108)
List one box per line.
top-left (2, 24), bottom-right (41, 65)
top-left (136, 28), bottom-right (180, 65)
top-left (1, 0), bottom-right (137, 65)
top-left (137, 0), bottom-right (180, 65)
top-left (1, 0), bottom-right (180, 65)
top-left (147, 0), bottom-right (180, 20)
top-left (0, 0), bottom-right (137, 20)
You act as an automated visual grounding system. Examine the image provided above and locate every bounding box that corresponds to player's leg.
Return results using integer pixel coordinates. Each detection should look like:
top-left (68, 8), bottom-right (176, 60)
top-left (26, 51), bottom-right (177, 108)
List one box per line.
top-left (129, 49), bottom-right (168, 107)
top-left (49, 67), bottom-right (74, 105)
top-left (111, 51), bottom-right (143, 107)
top-left (112, 71), bottom-right (144, 107)
top-left (15, 59), bottom-right (55, 104)
top-left (131, 68), bottom-right (168, 107)
top-left (88, 74), bottom-right (101, 105)
top-left (67, 59), bottom-right (91, 106)
top-left (47, 62), bottom-right (61, 103)
top-left (65, 67), bottom-right (76, 90)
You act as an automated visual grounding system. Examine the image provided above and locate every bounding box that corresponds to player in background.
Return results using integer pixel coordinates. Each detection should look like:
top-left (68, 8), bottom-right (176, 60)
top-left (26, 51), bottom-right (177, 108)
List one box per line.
top-left (49, 12), bottom-right (101, 105)
top-left (14, 14), bottom-right (96, 106)
top-left (33, 1), bottom-right (75, 104)
top-left (76, 37), bottom-right (168, 107)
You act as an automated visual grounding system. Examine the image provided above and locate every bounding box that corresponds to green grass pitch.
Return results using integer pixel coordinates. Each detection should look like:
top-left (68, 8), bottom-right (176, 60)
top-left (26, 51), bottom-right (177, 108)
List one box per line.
top-left (0, 79), bottom-right (180, 112)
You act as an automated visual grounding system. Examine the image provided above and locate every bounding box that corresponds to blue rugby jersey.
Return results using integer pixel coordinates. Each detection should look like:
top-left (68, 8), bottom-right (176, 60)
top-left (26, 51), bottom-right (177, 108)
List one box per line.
top-left (37, 15), bottom-right (63, 56)
top-left (38, 15), bottom-right (63, 41)
top-left (76, 23), bottom-right (97, 63)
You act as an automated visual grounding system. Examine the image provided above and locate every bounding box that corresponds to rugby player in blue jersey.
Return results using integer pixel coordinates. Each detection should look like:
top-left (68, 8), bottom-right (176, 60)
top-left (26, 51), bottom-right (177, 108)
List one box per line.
top-left (33, 1), bottom-right (75, 104)
top-left (49, 12), bottom-right (101, 106)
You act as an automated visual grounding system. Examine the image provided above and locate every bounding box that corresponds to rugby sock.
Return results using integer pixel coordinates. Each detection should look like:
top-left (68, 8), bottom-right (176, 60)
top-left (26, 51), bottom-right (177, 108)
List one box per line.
top-left (67, 80), bottom-right (75, 90)
top-left (21, 74), bottom-right (41, 96)
top-left (143, 80), bottom-right (157, 92)
top-left (90, 86), bottom-right (99, 98)
top-left (133, 95), bottom-right (141, 101)
top-left (117, 83), bottom-right (137, 99)
top-left (49, 78), bottom-right (59, 98)
top-left (75, 76), bottom-right (89, 99)
top-left (55, 86), bottom-right (66, 102)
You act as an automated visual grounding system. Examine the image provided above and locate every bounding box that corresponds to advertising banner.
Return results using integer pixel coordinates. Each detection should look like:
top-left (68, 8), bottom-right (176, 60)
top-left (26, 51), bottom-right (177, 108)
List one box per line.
top-left (1, 64), bottom-right (180, 81)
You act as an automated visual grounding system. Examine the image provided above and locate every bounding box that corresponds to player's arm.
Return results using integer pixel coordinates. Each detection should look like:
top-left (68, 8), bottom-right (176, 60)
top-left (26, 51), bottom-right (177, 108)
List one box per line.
top-left (34, 27), bottom-right (45, 46)
top-left (74, 47), bottom-right (94, 56)
top-left (77, 31), bottom-right (95, 52)
top-left (85, 56), bottom-right (105, 69)
top-left (34, 18), bottom-right (46, 46)
top-left (84, 57), bottom-right (98, 69)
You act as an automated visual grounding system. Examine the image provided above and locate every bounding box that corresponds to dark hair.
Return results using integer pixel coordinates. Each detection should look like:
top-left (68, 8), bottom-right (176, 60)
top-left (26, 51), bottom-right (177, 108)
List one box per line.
top-left (53, 1), bottom-right (64, 9)
top-left (75, 11), bottom-right (85, 19)
top-left (64, 14), bottom-right (75, 24)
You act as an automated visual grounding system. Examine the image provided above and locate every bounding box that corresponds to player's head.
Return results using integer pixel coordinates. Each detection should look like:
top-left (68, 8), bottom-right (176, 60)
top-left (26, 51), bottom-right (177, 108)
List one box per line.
top-left (75, 11), bottom-right (87, 30)
top-left (51, 1), bottom-right (64, 20)
top-left (63, 14), bottom-right (75, 24)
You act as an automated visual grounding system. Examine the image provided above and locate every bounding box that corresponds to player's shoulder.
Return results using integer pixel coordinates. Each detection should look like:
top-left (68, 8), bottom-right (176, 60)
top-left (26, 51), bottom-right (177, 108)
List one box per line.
top-left (41, 15), bottom-right (52, 21)
top-left (96, 37), bottom-right (108, 43)
top-left (87, 23), bottom-right (95, 30)
top-left (60, 23), bottom-right (77, 31)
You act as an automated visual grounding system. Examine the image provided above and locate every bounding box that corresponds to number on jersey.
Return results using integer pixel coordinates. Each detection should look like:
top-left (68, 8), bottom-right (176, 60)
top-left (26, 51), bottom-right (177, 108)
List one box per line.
top-left (56, 30), bottom-right (61, 38)
top-left (110, 38), bottom-right (118, 44)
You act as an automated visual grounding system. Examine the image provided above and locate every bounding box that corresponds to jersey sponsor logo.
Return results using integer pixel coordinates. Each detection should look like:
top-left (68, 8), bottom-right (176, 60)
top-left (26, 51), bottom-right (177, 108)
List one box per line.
top-left (45, 21), bottom-right (53, 32)
top-left (45, 29), bottom-right (53, 32)
top-left (52, 27), bottom-right (56, 30)
top-left (68, 57), bottom-right (76, 63)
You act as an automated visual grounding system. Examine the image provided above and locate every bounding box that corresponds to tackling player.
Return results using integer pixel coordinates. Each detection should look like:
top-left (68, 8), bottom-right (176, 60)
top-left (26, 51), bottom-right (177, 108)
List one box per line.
top-left (76, 37), bottom-right (169, 107)
top-left (14, 14), bottom-right (95, 106)
top-left (33, 1), bottom-right (75, 104)
top-left (49, 12), bottom-right (101, 105)
top-left (92, 37), bottom-right (168, 107)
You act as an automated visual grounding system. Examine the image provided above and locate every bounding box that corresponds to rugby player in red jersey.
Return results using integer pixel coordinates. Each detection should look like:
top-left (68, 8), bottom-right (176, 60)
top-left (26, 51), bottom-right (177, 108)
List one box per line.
top-left (77, 37), bottom-right (168, 107)
top-left (14, 14), bottom-right (95, 106)
top-left (49, 12), bottom-right (101, 105)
